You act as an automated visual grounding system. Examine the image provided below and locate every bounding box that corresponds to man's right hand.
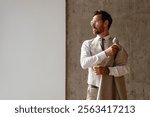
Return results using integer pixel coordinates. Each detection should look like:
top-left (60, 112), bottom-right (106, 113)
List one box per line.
top-left (104, 44), bottom-right (119, 57)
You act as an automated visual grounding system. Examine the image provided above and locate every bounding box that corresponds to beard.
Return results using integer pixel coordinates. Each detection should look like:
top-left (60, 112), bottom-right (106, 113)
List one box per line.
top-left (92, 28), bottom-right (102, 35)
top-left (92, 26), bottom-right (104, 35)
top-left (92, 27), bottom-right (99, 34)
top-left (95, 31), bottom-right (100, 34)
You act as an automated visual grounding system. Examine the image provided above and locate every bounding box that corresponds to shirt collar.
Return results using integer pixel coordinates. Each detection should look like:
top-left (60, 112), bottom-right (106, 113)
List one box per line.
top-left (95, 34), bottom-right (111, 41)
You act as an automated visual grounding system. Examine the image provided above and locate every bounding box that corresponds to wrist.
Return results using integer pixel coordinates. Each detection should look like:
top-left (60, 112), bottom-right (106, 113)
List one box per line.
top-left (104, 50), bottom-right (109, 57)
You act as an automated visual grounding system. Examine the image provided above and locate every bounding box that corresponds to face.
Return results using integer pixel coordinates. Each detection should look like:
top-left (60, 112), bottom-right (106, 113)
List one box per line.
top-left (90, 15), bottom-right (105, 35)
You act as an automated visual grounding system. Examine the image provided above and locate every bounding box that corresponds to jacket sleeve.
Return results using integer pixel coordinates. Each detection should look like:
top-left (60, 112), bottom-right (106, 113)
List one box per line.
top-left (108, 46), bottom-right (128, 77)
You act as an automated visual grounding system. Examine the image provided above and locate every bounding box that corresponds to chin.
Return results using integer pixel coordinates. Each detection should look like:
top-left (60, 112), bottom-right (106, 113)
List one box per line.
top-left (96, 32), bottom-right (100, 34)
top-left (94, 31), bottom-right (100, 35)
top-left (93, 32), bottom-right (97, 35)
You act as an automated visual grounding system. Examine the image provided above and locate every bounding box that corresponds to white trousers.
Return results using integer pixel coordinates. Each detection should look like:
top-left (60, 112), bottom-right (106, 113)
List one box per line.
top-left (86, 85), bottom-right (98, 100)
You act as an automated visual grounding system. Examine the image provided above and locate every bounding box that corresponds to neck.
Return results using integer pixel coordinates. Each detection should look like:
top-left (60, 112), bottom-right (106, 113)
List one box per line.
top-left (98, 31), bottom-right (109, 38)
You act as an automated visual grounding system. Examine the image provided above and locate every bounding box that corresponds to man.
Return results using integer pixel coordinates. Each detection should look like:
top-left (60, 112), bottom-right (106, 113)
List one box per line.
top-left (80, 10), bottom-right (128, 100)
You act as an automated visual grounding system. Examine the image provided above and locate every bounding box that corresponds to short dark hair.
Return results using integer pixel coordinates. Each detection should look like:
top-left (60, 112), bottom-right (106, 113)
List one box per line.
top-left (94, 10), bottom-right (112, 29)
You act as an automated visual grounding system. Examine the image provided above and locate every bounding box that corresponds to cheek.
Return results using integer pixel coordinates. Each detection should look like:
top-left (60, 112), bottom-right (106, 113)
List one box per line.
top-left (96, 23), bottom-right (103, 28)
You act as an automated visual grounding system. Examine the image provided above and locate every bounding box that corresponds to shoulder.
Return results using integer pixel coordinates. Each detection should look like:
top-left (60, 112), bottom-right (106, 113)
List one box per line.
top-left (81, 38), bottom-right (95, 47)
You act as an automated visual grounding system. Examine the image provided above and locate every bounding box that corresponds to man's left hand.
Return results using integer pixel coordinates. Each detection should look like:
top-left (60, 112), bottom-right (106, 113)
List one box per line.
top-left (93, 66), bottom-right (110, 75)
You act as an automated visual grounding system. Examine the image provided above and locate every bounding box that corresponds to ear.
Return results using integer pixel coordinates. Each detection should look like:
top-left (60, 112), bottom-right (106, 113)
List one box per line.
top-left (104, 20), bottom-right (109, 28)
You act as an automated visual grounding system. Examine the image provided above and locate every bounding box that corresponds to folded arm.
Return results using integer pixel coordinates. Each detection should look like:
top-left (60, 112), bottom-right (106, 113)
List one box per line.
top-left (80, 41), bottom-right (107, 69)
top-left (80, 40), bottom-right (118, 69)
top-left (93, 46), bottom-right (128, 77)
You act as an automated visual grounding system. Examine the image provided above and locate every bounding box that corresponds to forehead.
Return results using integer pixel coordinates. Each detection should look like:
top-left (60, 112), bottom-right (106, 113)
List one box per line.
top-left (92, 15), bottom-right (102, 21)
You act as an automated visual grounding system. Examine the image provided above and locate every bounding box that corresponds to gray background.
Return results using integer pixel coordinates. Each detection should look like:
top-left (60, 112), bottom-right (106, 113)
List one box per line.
top-left (66, 0), bottom-right (150, 99)
top-left (0, 0), bottom-right (65, 99)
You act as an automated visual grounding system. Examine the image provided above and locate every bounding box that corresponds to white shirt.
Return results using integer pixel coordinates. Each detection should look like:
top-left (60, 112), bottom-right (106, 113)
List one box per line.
top-left (80, 35), bottom-right (128, 79)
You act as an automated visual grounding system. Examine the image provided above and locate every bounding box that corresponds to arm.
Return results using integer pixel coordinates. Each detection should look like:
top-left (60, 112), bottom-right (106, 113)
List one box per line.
top-left (80, 40), bottom-right (107, 69)
top-left (93, 65), bottom-right (128, 77)
top-left (108, 65), bottom-right (128, 77)
top-left (109, 46), bottom-right (128, 77)
top-left (93, 45), bottom-right (128, 77)
top-left (80, 40), bottom-right (117, 69)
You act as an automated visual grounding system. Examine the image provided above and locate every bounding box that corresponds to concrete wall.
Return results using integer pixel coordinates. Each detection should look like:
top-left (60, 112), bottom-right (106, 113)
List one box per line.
top-left (66, 0), bottom-right (150, 99)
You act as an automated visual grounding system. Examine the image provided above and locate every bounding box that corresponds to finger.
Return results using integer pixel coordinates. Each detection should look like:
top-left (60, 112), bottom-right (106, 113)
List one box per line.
top-left (94, 68), bottom-right (100, 70)
top-left (112, 49), bottom-right (118, 54)
top-left (112, 45), bottom-right (119, 50)
top-left (94, 66), bottom-right (100, 68)
top-left (94, 70), bottom-right (100, 74)
top-left (93, 69), bottom-right (97, 72)
top-left (95, 69), bottom-right (99, 73)
top-left (93, 66), bottom-right (97, 69)
top-left (94, 71), bottom-right (99, 75)
top-left (95, 71), bottom-right (100, 75)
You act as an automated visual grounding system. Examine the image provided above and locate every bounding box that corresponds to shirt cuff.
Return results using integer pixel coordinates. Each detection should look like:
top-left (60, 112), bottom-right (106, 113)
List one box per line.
top-left (108, 67), bottom-right (118, 76)
top-left (108, 66), bottom-right (128, 77)
top-left (97, 51), bottom-right (107, 61)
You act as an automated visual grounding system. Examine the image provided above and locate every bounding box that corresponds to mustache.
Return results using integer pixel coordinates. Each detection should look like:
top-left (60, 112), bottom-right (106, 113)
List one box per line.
top-left (92, 25), bottom-right (97, 30)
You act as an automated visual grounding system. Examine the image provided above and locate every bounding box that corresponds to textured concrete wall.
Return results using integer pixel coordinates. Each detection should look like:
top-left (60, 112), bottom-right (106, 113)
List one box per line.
top-left (66, 0), bottom-right (150, 99)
